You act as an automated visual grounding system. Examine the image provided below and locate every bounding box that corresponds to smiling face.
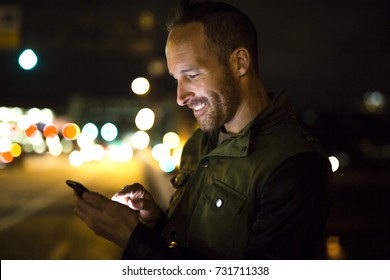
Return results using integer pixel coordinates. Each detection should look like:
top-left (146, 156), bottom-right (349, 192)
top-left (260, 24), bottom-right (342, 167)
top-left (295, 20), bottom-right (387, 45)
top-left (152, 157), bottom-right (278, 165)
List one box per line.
top-left (166, 22), bottom-right (241, 132)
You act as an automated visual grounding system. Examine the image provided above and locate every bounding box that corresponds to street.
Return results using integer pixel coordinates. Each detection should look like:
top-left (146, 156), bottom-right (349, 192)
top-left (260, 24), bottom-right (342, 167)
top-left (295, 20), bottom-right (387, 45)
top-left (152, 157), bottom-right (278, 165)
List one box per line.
top-left (0, 152), bottom-right (174, 260)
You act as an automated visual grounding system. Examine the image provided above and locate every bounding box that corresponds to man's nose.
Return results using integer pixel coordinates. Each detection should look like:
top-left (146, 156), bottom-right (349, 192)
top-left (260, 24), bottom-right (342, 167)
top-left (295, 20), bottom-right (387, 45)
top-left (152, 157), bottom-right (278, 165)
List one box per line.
top-left (176, 79), bottom-right (194, 106)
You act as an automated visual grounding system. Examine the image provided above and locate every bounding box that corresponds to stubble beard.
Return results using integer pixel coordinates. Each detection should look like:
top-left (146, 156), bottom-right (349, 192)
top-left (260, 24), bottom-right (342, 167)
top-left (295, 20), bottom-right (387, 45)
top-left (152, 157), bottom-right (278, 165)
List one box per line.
top-left (197, 70), bottom-right (240, 132)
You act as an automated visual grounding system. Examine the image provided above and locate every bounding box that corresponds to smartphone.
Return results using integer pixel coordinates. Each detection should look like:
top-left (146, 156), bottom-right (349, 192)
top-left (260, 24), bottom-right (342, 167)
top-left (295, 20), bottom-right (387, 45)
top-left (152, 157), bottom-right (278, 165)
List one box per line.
top-left (66, 180), bottom-right (89, 197)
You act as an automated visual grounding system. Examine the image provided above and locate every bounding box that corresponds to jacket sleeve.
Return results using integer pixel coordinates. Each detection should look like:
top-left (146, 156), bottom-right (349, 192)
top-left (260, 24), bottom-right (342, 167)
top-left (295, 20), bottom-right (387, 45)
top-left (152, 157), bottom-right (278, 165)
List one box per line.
top-left (244, 152), bottom-right (333, 259)
top-left (121, 211), bottom-right (205, 259)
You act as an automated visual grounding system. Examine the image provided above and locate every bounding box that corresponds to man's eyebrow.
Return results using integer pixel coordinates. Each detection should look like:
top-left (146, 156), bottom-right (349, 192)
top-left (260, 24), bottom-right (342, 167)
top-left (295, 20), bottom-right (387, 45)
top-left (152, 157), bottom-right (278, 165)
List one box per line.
top-left (169, 67), bottom-right (200, 78)
top-left (180, 67), bottom-right (199, 74)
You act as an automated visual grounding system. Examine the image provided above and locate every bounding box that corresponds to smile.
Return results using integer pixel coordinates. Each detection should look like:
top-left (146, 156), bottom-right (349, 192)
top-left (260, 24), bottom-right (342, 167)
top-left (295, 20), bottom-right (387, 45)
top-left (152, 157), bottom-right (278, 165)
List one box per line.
top-left (193, 103), bottom-right (206, 111)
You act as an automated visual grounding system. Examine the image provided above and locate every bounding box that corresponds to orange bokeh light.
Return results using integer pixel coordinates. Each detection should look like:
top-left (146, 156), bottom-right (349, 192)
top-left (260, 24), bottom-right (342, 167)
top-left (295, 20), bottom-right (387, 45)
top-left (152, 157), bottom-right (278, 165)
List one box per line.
top-left (62, 123), bottom-right (80, 140)
top-left (24, 124), bottom-right (38, 138)
top-left (43, 124), bottom-right (58, 138)
top-left (0, 151), bottom-right (14, 163)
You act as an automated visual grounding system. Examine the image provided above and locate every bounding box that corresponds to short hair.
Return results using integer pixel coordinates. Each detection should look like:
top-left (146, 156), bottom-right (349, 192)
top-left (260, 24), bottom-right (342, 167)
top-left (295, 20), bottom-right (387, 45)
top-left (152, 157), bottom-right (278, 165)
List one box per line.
top-left (167, 0), bottom-right (259, 74)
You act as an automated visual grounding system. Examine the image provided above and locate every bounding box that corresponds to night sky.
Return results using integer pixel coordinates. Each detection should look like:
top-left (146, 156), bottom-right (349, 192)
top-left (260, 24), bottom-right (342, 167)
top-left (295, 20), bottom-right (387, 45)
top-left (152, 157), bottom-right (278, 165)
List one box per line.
top-left (0, 0), bottom-right (389, 115)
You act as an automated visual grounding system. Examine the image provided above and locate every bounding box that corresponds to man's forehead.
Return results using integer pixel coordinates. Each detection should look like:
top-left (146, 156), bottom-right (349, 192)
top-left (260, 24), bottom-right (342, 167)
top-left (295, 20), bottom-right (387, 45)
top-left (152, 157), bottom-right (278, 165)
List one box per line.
top-left (167, 22), bottom-right (205, 43)
top-left (165, 22), bottom-right (206, 60)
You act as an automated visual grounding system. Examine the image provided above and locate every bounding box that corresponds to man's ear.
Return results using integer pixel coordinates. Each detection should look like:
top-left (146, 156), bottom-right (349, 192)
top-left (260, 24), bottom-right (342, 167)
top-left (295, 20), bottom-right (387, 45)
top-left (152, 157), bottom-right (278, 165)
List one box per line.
top-left (230, 47), bottom-right (250, 77)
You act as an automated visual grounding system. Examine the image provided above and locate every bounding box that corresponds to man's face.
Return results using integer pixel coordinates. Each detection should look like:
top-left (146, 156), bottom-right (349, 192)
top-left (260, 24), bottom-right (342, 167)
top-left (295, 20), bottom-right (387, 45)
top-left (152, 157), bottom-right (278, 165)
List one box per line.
top-left (166, 22), bottom-right (240, 132)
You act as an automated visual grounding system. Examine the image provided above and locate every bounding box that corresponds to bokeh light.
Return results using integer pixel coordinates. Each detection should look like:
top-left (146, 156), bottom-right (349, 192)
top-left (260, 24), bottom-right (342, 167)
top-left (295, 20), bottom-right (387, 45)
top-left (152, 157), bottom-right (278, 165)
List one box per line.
top-left (0, 151), bottom-right (14, 163)
top-left (82, 122), bottom-right (99, 141)
top-left (10, 143), bottom-right (22, 157)
top-left (107, 144), bottom-right (133, 162)
top-left (16, 115), bottom-right (31, 131)
top-left (159, 156), bottom-right (177, 173)
top-left (61, 138), bottom-right (73, 153)
top-left (24, 124), bottom-right (38, 138)
top-left (152, 143), bottom-right (170, 162)
top-left (131, 77), bottom-right (150, 95)
top-left (328, 156), bottom-right (340, 172)
top-left (101, 123), bottom-right (118, 142)
top-left (18, 49), bottom-right (38, 70)
top-left (43, 124), bottom-right (58, 138)
top-left (62, 123), bottom-right (80, 140)
top-left (27, 108), bottom-right (42, 124)
top-left (0, 137), bottom-right (12, 153)
top-left (40, 108), bottom-right (54, 124)
top-left (163, 132), bottom-right (181, 149)
top-left (131, 130), bottom-right (150, 150)
top-left (135, 108), bottom-right (155, 131)
top-left (69, 150), bottom-right (83, 167)
top-left (77, 133), bottom-right (94, 149)
top-left (138, 10), bottom-right (155, 31)
top-left (363, 90), bottom-right (385, 112)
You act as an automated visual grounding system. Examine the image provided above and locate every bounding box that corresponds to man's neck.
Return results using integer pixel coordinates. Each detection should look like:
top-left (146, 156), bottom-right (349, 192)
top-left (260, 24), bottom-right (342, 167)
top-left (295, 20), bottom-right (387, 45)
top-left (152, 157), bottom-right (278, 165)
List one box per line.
top-left (224, 78), bottom-right (269, 134)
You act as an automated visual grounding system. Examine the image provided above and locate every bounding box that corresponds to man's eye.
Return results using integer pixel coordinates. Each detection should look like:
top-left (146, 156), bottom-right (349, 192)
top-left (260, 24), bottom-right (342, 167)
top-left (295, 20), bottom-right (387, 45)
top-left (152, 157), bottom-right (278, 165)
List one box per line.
top-left (187, 74), bottom-right (199, 79)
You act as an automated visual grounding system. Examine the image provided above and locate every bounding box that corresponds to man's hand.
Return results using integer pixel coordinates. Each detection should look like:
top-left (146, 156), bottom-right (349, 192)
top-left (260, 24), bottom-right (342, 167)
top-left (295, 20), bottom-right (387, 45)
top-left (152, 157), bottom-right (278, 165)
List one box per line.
top-left (74, 191), bottom-right (139, 248)
top-left (112, 183), bottom-right (161, 229)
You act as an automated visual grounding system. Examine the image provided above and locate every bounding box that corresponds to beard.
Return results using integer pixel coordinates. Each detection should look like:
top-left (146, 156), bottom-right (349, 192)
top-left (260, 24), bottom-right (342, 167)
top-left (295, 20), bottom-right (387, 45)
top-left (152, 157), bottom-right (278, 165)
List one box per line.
top-left (195, 69), bottom-right (241, 132)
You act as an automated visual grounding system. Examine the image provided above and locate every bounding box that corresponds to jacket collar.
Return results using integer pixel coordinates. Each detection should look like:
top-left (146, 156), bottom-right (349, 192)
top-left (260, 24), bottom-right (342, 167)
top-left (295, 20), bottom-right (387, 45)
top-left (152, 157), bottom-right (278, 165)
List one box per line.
top-left (207, 90), bottom-right (296, 157)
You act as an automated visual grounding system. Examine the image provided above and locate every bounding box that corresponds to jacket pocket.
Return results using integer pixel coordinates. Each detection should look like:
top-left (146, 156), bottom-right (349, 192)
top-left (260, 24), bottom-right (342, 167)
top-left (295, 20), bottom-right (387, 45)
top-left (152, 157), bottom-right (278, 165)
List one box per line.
top-left (202, 179), bottom-right (246, 215)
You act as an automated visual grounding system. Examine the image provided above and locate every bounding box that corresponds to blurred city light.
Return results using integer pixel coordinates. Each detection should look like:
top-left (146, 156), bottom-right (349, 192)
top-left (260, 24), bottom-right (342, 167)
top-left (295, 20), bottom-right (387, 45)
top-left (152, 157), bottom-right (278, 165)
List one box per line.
top-left (172, 143), bottom-right (184, 168)
top-left (40, 108), bottom-right (54, 123)
top-left (328, 156), bottom-right (340, 172)
top-left (363, 90), bottom-right (385, 113)
top-left (0, 151), bottom-right (13, 163)
top-left (16, 115), bottom-right (31, 130)
top-left (101, 122), bottom-right (118, 142)
top-left (131, 130), bottom-right (150, 150)
top-left (147, 59), bottom-right (166, 77)
top-left (131, 77), bottom-right (150, 95)
top-left (0, 137), bottom-right (12, 153)
top-left (47, 136), bottom-right (63, 156)
top-left (326, 236), bottom-right (344, 260)
top-left (135, 108), bottom-right (155, 131)
top-left (43, 124), bottom-right (58, 138)
top-left (151, 143), bottom-right (170, 162)
top-left (69, 150), bottom-right (83, 167)
top-left (24, 124), bottom-right (38, 138)
top-left (159, 156), bottom-right (177, 173)
top-left (18, 49), bottom-right (38, 70)
top-left (61, 138), bottom-right (73, 153)
top-left (82, 122), bottom-right (99, 141)
top-left (80, 144), bottom-right (103, 162)
top-left (163, 132), bottom-right (180, 149)
top-left (76, 133), bottom-right (94, 149)
top-left (107, 144), bottom-right (133, 162)
top-left (138, 10), bottom-right (155, 31)
top-left (62, 123), bottom-right (80, 140)
top-left (0, 123), bottom-right (11, 137)
top-left (10, 143), bottom-right (22, 157)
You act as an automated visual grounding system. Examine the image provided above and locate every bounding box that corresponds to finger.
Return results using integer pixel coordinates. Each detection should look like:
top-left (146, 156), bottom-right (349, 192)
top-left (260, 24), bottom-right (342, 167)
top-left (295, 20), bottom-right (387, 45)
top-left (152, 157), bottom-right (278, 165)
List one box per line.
top-left (73, 193), bottom-right (95, 222)
top-left (129, 198), bottom-right (155, 211)
top-left (82, 191), bottom-right (112, 211)
top-left (111, 194), bottom-right (130, 205)
top-left (114, 183), bottom-right (145, 199)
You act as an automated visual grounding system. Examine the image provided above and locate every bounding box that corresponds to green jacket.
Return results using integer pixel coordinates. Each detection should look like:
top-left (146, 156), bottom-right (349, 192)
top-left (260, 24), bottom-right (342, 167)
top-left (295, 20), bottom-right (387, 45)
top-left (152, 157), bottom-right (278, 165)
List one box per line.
top-left (161, 91), bottom-right (332, 259)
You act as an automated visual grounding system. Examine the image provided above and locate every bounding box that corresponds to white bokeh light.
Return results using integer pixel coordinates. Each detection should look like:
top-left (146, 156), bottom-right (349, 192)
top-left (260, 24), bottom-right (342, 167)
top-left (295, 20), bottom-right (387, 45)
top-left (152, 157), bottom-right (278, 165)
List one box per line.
top-left (18, 49), bottom-right (38, 70)
top-left (101, 123), bottom-right (118, 142)
top-left (131, 77), bottom-right (150, 95)
top-left (135, 108), bottom-right (155, 131)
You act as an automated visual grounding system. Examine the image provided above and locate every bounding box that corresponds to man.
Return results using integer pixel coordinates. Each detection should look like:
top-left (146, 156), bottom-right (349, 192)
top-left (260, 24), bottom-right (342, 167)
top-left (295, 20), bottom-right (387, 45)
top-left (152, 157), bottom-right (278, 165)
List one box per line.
top-left (73, 0), bottom-right (333, 259)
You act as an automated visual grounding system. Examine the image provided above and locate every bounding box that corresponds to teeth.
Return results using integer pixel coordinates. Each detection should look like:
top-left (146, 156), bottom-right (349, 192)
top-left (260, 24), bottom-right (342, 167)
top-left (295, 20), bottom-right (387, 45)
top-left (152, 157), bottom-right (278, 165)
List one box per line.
top-left (193, 103), bottom-right (206, 111)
